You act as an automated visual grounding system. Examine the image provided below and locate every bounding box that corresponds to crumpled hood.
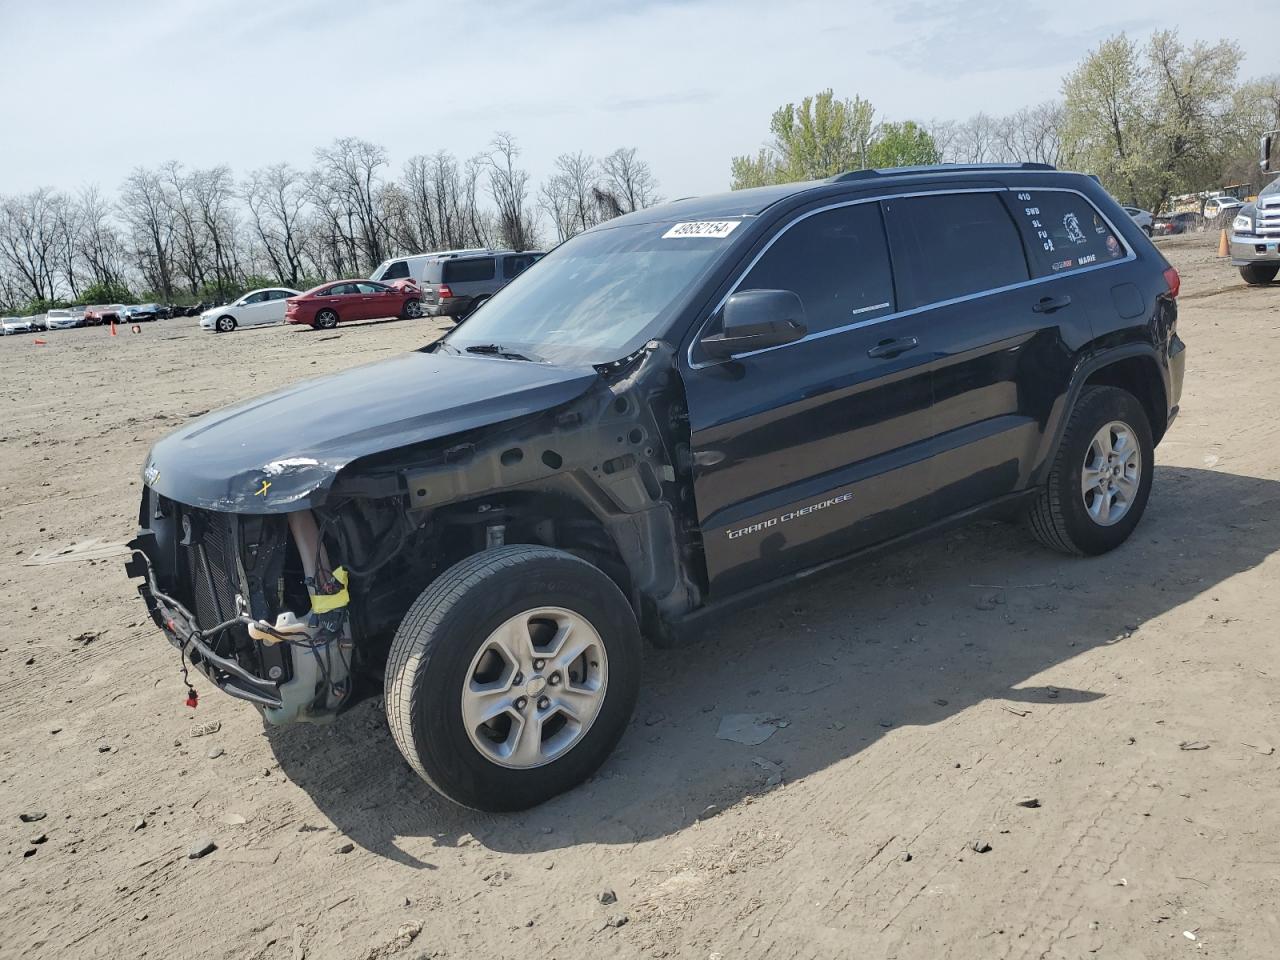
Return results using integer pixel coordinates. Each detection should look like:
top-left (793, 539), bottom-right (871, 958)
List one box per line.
top-left (144, 350), bottom-right (599, 513)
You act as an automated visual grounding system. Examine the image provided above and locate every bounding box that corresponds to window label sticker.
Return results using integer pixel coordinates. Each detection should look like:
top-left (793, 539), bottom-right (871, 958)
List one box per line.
top-left (662, 220), bottom-right (742, 240)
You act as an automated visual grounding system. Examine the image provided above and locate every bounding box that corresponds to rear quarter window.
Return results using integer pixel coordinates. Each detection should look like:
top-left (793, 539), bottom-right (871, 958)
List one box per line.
top-left (443, 258), bottom-right (496, 283)
top-left (1005, 190), bottom-right (1127, 277)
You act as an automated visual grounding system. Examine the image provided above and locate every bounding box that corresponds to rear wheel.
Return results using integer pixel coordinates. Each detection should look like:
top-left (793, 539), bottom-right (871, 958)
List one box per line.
top-left (215, 315), bottom-right (236, 333)
top-left (312, 309), bottom-right (338, 330)
top-left (384, 545), bottom-right (641, 811)
top-left (1240, 263), bottom-right (1279, 286)
top-left (1028, 385), bottom-right (1154, 556)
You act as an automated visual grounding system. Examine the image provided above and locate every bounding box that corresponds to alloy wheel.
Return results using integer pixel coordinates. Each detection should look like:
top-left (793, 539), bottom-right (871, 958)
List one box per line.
top-left (1080, 420), bottom-right (1141, 526)
top-left (460, 606), bottom-right (609, 769)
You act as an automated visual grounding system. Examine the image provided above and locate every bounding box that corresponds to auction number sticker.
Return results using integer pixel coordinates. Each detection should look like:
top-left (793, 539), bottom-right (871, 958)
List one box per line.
top-left (662, 220), bottom-right (742, 239)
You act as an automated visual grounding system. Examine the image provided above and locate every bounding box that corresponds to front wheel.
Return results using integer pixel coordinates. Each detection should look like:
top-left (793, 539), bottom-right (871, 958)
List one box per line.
top-left (1240, 263), bottom-right (1279, 286)
top-left (384, 545), bottom-right (641, 811)
top-left (215, 315), bottom-right (236, 333)
top-left (312, 309), bottom-right (338, 330)
top-left (1027, 385), bottom-right (1154, 556)
top-left (402, 298), bottom-right (422, 319)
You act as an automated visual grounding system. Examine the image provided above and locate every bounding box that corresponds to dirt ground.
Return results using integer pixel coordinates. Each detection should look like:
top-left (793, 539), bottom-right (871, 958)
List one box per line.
top-left (2, 234), bottom-right (1279, 960)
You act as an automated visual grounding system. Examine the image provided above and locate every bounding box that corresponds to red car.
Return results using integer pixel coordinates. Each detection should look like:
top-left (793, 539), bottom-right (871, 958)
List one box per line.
top-left (285, 279), bottom-right (423, 330)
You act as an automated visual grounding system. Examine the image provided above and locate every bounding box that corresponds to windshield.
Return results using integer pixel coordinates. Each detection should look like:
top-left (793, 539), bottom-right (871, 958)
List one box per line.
top-left (1261, 178), bottom-right (1280, 198)
top-left (441, 219), bottom-right (744, 364)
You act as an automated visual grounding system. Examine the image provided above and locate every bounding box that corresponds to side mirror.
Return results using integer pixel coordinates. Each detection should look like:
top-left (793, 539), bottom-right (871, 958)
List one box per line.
top-left (701, 289), bottom-right (807, 360)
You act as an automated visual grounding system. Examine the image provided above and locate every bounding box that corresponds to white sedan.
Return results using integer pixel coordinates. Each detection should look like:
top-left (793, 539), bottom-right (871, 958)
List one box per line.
top-left (200, 287), bottom-right (300, 332)
top-left (45, 308), bottom-right (81, 330)
top-left (1122, 206), bottom-right (1154, 235)
top-left (2, 316), bottom-right (35, 335)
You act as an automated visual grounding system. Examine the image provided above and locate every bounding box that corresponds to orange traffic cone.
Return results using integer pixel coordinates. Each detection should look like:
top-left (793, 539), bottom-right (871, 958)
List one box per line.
top-left (1218, 229), bottom-right (1229, 257)
top-left (110, 321), bottom-right (117, 336)
top-left (33, 338), bottom-right (46, 345)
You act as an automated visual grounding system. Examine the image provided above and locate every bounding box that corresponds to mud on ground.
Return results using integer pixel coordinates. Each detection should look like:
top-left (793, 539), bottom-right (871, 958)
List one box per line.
top-left (1, 235), bottom-right (1278, 959)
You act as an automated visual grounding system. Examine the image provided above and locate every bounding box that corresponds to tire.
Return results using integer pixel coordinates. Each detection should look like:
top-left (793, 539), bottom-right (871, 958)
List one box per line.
top-left (1027, 385), bottom-right (1154, 556)
top-left (215, 315), bottom-right (236, 333)
top-left (1240, 263), bottom-right (1279, 286)
top-left (402, 298), bottom-right (422, 319)
top-left (385, 545), bottom-right (642, 811)
top-left (1143, 225), bottom-right (1153, 237)
top-left (313, 309), bottom-right (338, 330)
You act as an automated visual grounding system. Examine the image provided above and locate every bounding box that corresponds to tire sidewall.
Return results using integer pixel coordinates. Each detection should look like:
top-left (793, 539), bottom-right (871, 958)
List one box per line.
top-left (1056, 389), bottom-right (1154, 555)
top-left (403, 298), bottom-right (422, 319)
top-left (216, 316), bottom-right (235, 332)
top-left (394, 551), bottom-right (640, 810)
top-left (316, 309), bottom-right (337, 329)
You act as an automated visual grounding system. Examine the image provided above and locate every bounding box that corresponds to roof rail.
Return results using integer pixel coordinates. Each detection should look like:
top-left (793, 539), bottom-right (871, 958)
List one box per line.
top-left (829, 162), bottom-right (1056, 183)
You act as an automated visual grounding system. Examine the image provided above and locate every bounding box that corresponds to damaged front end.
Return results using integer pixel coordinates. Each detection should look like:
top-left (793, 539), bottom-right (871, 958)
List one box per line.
top-left (126, 500), bottom-right (353, 724)
top-left (125, 339), bottom-right (705, 725)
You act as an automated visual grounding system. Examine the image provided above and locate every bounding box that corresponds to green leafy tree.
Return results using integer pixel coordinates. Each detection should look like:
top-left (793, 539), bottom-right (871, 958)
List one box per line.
top-left (1062, 30), bottom-right (1245, 211)
top-left (731, 89), bottom-right (876, 188)
top-left (77, 279), bottom-right (135, 305)
top-left (866, 121), bottom-right (940, 167)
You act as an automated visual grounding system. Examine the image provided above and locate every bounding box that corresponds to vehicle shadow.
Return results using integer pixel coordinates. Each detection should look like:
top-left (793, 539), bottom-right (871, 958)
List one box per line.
top-left (267, 466), bottom-right (1280, 866)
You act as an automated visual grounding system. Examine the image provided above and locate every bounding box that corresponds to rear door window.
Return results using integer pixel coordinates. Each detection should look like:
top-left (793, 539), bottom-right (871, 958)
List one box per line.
top-left (443, 257), bottom-right (496, 283)
top-left (735, 202), bottom-right (895, 335)
top-left (884, 192), bottom-right (1030, 309)
top-left (1004, 190), bottom-right (1127, 277)
top-left (502, 254), bottom-right (536, 279)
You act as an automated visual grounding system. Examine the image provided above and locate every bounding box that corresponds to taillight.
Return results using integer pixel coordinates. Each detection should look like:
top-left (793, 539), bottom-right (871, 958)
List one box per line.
top-left (1163, 266), bottom-right (1180, 298)
top-left (438, 284), bottom-right (454, 300)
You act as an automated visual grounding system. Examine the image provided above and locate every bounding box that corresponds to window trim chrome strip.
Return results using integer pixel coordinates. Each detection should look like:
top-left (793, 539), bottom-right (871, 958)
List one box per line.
top-left (685, 185), bottom-right (1137, 370)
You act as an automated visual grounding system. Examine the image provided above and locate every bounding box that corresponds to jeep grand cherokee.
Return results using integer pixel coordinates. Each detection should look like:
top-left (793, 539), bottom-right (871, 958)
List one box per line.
top-left (126, 163), bottom-right (1186, 810)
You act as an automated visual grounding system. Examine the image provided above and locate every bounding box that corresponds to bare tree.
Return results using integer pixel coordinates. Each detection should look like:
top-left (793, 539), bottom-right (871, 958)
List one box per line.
top-left (313, 137), bottom-right (390, 270)
top-left (0, 188), bottom-right (63, 303)
top-left (73, 186), bottom-right (128, 289)
top-left (191, 165), bottom-right (239, 299)
top-left (485, 133), bottom-right (537, 251)
top-left (538, 175), bottom-right (577, 244)
top-left (243, 164), bottom-right (310, 286)
top-left (119, 167), bottom-right (175, 301)
top-left (600, 147), bottom-right (660, 212)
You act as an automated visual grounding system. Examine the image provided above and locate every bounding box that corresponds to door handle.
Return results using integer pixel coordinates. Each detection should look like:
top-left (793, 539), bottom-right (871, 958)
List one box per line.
top-left (1032, 295), bottom-right (1072, 313)
top-left (867, 336), bottom-right (919, 359)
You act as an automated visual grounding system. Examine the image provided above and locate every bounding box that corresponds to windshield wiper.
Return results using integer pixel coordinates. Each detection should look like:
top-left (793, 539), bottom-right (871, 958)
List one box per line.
top-left (464, 343), bottom-right (540, 362)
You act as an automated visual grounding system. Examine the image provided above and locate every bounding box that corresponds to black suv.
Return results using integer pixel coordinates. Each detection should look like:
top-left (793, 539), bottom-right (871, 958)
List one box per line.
top-left (126, 163), bottom-right (1185, 810)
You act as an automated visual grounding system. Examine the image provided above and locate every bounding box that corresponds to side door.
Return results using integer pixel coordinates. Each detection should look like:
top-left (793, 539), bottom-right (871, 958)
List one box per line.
top-left (355, 281), bottom-right (396, 319)
top-left (261, 290), bottom-right (290, 325)
top-left (238, 291), bottom-right (269, 325)
top-left (881, 188), bottom-right (1106, 519)
top-left (682, 200), bottom-right (937, 598)
top-left (325, 282), bottom-right (359, 319)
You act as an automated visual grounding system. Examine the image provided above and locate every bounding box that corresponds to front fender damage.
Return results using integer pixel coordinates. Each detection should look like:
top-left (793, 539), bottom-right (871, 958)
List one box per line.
top-left (338, 340), bottom-right (704, 632)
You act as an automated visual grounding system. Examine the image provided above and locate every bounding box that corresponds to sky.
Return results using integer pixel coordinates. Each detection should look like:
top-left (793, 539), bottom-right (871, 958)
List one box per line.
top-left (0, 0), bottom-right (1273, 201)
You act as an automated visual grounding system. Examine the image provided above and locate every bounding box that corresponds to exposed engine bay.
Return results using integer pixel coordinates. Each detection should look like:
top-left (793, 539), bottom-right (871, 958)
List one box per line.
top-left (126, 342), bottom-right (703, 723)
